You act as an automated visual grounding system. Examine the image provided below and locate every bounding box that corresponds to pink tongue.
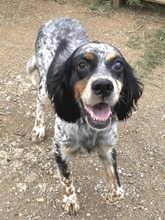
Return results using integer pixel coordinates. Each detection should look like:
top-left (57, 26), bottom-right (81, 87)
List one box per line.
top-left (84, 103), bottom-right (112, 121)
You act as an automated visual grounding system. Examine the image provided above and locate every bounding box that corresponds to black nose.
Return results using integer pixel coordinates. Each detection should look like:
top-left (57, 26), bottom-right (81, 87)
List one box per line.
top-left (92, 80), bottom-right (114, 97)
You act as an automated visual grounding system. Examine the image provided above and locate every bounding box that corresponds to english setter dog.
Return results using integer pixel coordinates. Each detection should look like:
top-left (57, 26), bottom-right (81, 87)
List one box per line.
top-left (27, 17), bottom-right (143, 214)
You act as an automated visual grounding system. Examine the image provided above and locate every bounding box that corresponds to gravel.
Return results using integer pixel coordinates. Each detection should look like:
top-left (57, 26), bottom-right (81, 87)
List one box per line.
top-left (0, 0), bottom-right (165, 219)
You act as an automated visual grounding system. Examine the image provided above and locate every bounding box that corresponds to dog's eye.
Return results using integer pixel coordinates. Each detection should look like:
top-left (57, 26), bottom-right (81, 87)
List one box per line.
top-left (112, 61), bottom-right (123, 71)
top-left (77, 62), bottom-right (87, 70)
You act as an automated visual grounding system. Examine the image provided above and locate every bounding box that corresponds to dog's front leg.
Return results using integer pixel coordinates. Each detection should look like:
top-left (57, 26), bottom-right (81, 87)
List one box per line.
top-left (55, 145), bottom-right (80, 214)
top-left (97, 147), bottom-right (124, 204)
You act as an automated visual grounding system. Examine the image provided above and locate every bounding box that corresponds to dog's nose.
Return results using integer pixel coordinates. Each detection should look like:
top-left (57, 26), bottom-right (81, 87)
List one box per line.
top-left (92, 80), bottom-right (113, 97)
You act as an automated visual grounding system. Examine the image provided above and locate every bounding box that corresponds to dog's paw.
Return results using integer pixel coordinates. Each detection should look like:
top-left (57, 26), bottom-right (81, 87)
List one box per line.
top-left (104, 187), bottom-right (124, 204)
top-left (32, 124), bottom-right (45, 143)
top-left (63, 194), bottom-right (80, 214)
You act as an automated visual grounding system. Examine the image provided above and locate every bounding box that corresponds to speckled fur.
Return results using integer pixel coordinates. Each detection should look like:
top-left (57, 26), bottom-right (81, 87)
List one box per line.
top-left (27, 18), bottom-right (89, 142)
top-left (54, 115), bottom-right (124, 214)
top-left (27, 17), bottom-right (143, 214)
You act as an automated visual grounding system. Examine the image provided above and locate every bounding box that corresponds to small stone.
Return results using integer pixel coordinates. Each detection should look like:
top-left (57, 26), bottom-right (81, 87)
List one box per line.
top-left (25, 172), bottom-right (39, 182)
top-left (6, 96), bottom-right (11, 101)
top-left (129, 179), bottom-right (135, 184)
top-left (11, 141), bottom-right (17, 147)
top-left (77, 188), bottom-right (81, 193)
top-left (36, 198), bottom-right (44, 203)
top-left (31, 112), bottom-right (36, 118)
top-left (14, 149), bottom-right (23, 159)
top-left (118, 169), bottom-right (122, 174)
top-left (138, 205), bottom-right (144, 209)
top-left (86, 213), bottom-right (91, 217)
top-left (16, 183), bottom-right (27, 192)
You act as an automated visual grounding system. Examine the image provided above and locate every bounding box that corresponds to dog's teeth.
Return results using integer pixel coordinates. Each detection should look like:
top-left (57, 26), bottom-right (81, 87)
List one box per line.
top-left (90, 111), bottom-right (94, 119)
top-left (90, 110), bottom-right (93, 118)
top-left (89, 110), bottom-right (108, 122)
top-left (90, 111), bottom-right (96, 120)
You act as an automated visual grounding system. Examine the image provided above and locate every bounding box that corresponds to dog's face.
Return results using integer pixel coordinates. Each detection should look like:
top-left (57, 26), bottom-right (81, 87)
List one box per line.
top-left (47, 43), bottom-right (143, 129)
top-left (69, 43), bottom-right (124, 129)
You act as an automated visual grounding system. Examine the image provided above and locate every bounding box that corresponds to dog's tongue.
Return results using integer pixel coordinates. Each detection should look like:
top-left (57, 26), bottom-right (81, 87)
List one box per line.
top-left (84, 103), bottom-right (112, 121)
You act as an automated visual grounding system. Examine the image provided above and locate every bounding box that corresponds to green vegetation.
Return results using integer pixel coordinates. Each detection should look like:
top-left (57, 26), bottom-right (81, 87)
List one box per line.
top-left (143, 29), bottom-right (165, 69)
top-left (126, 0), bottom-right (143, 9)
top-left (82, 0), bottom-right (144, 10)
top-left (126, 35), bottom-right (143, 49)
top-left (127, 28), bottom-right (165, 77)
top-left (81, 0), bottom-right (113, 13)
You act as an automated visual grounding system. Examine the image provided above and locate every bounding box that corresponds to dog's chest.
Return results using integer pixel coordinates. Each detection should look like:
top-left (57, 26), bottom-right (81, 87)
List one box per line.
top-left (55, 116), bottom-right (118, 152)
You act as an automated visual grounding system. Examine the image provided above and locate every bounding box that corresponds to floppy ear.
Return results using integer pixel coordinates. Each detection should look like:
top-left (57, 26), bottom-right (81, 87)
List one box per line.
top-left (47, 56), bottom-right (81, 123)
top-left (115, 62), bottom-right (143, 121)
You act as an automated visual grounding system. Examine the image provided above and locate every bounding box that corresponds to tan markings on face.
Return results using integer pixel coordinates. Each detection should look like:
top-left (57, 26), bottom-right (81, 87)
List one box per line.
top-left (73, 78), bottom-right (89, 99)
top-left (83, 52), bottom-right (94, 60)
top-left (106, 53), bottom-right (117, 61)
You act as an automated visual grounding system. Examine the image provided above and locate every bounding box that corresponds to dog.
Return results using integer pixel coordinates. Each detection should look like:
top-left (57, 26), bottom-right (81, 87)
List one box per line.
top-left (27, 17), bottom-right (143, 214)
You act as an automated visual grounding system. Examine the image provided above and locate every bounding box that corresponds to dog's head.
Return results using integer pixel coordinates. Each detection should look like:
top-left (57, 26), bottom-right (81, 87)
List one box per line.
top-left (47, 42), bottom-right (143, 130)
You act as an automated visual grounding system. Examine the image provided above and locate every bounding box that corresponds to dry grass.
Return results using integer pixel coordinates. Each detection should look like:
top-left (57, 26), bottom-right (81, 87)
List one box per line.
top-left (127, 28), bottom-right (165, 77)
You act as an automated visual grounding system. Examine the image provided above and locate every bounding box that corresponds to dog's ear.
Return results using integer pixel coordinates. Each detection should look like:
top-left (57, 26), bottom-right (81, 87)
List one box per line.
top-left (47, 56), bottom-right (81, 123)
top-left (115, 62), bottom-right (143, 121)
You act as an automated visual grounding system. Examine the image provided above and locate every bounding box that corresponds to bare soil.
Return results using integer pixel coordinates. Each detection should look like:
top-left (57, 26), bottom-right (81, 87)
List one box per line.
top-left (0, 0), bottom-right (165, 219)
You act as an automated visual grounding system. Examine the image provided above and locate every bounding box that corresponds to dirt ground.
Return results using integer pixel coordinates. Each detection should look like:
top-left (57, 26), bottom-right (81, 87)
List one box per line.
top-left (0, 0), bottom-right (165, 219)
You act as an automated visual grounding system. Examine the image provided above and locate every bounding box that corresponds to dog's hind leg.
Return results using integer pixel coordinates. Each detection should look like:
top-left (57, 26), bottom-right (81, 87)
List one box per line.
top-left (32, 75), bottom-right (49, 143)
top-left (27, 56), bottom-right (49, 142)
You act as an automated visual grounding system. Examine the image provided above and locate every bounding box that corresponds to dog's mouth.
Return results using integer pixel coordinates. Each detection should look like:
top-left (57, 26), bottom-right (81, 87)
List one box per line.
top-left (83, 102), bottom-right (112, 129)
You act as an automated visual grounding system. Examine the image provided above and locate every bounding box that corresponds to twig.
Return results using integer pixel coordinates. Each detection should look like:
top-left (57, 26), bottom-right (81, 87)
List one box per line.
top-left (127, 25), bottom-right (144, 33)
top-left (0, 112), bottom-right (6, 115)
top-left (136, 15), bottom-right (165, 24)
top-left (0, 112), bottom-right (11, 115)
top-left (153, 19), bottom-right (165, 24)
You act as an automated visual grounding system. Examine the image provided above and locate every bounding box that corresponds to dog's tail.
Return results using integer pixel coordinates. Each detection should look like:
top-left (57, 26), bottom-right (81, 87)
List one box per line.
top-left (26, 55), bottom-right (37, 86)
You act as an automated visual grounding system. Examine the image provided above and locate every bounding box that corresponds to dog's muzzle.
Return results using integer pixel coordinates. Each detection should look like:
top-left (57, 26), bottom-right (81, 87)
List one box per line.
top-left (82, 79), bottom-right (114, 130)
top-left (83, 102), bottom-right (112, 130)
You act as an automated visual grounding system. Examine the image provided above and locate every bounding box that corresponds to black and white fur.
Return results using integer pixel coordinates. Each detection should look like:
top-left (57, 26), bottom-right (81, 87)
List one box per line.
top-left (27, 17), bottom-right (143, 214)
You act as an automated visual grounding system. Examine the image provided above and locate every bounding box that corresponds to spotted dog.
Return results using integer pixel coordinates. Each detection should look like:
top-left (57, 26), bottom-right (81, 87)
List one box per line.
top-left (27, 17), bottom-right (143, 214)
